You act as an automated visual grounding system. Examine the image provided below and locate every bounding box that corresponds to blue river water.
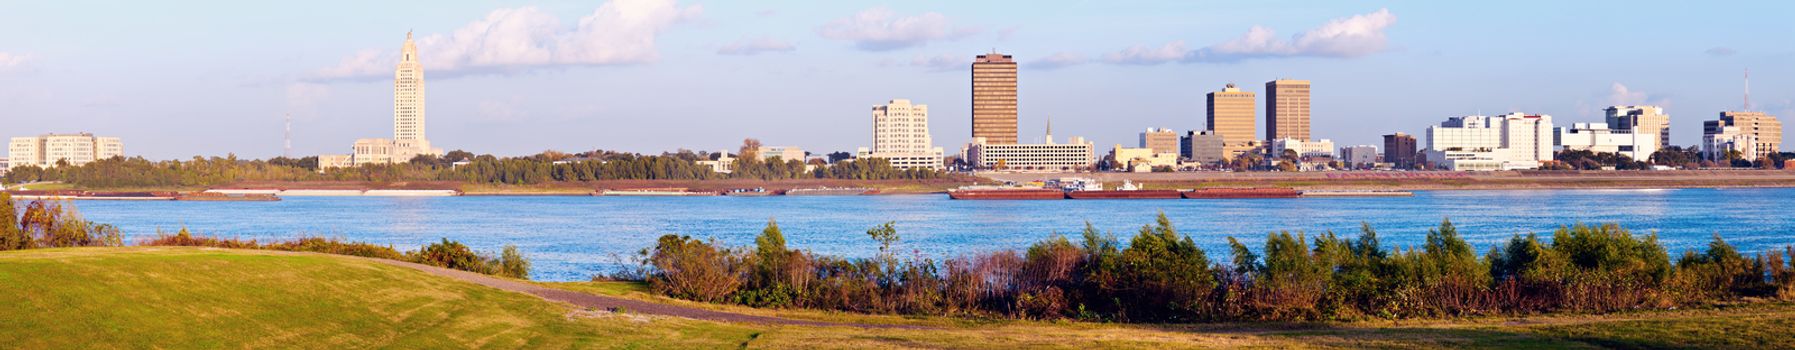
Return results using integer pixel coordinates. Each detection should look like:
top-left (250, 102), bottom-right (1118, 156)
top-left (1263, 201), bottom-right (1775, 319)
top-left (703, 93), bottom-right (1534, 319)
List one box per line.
top-left (65, 188), bottom-right (1795, 281)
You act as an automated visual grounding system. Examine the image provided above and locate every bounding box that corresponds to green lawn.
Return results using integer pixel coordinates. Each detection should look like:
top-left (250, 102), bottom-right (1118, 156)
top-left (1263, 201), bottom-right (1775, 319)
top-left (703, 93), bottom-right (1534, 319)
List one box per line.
top-left (3, 247), bottom-right (1792, 349)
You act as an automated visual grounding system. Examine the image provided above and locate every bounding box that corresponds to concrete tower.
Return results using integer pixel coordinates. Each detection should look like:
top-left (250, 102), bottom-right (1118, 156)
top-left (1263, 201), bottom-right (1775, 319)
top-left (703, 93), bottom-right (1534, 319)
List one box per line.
top-left (394, 31), bottom-right (427, 143)
top-left (971, 52), bottom-right (1018, 144)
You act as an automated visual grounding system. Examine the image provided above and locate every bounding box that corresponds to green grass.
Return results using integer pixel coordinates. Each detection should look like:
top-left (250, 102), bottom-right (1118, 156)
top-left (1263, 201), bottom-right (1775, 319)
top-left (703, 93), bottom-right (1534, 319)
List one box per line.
top-left (4, 247), bottom-right (1793, 349)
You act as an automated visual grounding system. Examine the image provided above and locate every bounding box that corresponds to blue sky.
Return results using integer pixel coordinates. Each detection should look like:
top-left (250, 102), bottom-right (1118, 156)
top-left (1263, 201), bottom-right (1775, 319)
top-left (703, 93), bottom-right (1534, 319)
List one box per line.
top-left (2, 0), bottom-right (1791, 159)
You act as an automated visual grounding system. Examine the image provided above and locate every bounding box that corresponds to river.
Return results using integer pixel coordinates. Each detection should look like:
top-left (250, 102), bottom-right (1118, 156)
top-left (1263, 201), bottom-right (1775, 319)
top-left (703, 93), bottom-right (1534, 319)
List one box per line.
top-left (65, 188), bottom-right (1795, 281)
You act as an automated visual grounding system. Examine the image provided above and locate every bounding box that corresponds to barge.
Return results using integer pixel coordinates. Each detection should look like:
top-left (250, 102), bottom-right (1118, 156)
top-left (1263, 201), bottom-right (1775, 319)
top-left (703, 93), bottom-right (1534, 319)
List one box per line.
top-left (1182, 187), bottom-right (1302, 199)
top-left (722, 188), bottom-right (776, 196)
top-left (1300, 190), bottom-right (1415, 197)
top-left (597, 188), bottom-right (715, 196)
top-left (785, 187), bottom-right (874, 196)
top-left (1064, 181), bottom-right (1181, 199)
top-left (947, 188), bottom-right (1066, 200)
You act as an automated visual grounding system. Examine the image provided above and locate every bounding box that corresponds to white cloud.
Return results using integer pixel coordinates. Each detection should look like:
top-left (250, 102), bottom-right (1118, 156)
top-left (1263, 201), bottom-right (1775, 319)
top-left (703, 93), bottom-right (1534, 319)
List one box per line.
top-left (1190, 9), bottom-right (1396, 62)
top-left (1103, 41), bottom-right (1189, 65)
top-left (313, 0), bottom-right (701, 81)
top-left (717, 37), bottom-right (795, 56)
top-left (1606, 82), bottom-right (1670, 107)
top-left (1032, 52), bottom-right (1088, 70)
top-left (817, 7), bottom-right (974, 51)
top-left (0, 52), bottom-right (30, 71)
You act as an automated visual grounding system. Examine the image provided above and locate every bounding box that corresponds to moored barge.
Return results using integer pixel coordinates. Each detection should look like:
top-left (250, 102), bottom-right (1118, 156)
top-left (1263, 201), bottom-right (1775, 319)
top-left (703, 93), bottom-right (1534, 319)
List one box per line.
top-left (1181, 187), bottom-right (1302, 199)
top-left (947, 188), bottom-right (1067, 200)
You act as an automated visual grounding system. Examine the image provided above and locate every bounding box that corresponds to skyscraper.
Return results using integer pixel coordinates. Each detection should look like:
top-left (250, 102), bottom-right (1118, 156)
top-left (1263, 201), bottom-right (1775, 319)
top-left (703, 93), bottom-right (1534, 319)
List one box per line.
top-left (858, 99), bottom-right (944, 170)
top-left (1266, 79), bottom-right (1311, 141)
top-left (1206, 83), bottom-right (1256, 158)
top-left (971, 52), bottom-right (1018, 144)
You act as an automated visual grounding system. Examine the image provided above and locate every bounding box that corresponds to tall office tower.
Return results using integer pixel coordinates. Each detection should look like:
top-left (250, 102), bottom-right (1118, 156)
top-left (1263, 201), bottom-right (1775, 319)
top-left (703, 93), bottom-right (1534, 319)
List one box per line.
top-left (971, 52), bottom-right (1018, 144)
top-left (1704, 111), bottom-right (1783, 160)
top-left (1206, 83), bottom-right (1256, 157)
top-left (1383, 132), bottom-right (1417, 169)
top-left (1605, 105), bottom-right (1670, 150)
top-left (1266, 79), bottom-right (1312, 141)
top-left (393, 31), bottom-right (428, 145)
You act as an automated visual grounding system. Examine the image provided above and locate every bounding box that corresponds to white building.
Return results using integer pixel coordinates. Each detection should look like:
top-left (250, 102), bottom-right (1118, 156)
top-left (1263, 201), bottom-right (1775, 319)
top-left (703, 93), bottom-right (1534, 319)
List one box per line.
top-left (966, 134), bottom-right (1095, 172)
top-left (1555, 122), bottom-right (1659, 161)
top-left (757, 146), bottom-right (805, 162)
top-left (1702, 126), bottom-right (1757, 163)
top-left (1424, 113), bottom-right (1555, 171)
top-left (855, 99), bottom-right (944, 170)
top-left (1269, 138), bottom-right (1336, 159)
top-left (1339, 145), bottom-right (1378, 167)
top-left (321, 32), bottom-right (443, 169)
top-left (696, 150), bottom-right (736, 174)
top-left (1109, 145), bottom-right (1178, 172)
top-left (8, 133), bottom-right (124, 169)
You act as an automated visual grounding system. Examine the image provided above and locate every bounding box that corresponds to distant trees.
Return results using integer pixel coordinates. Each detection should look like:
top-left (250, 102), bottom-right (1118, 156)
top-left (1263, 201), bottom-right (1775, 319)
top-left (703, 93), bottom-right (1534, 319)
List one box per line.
top-left (640, 215), bottom-right (1795, 322)
top-left (1550, 150), bottom-right (1650, 170)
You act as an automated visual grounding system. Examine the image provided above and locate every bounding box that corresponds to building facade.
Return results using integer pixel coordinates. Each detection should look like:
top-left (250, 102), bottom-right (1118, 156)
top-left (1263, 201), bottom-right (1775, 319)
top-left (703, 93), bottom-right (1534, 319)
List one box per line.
top-left (1605, 105), bottom-right (1670, 152)
top-left (1702, 126), bottom-right (1758, 163)
top-left (1339, 145), bottom-right (1379, 167)
top-left (967, 135), bottom-right (1094, 172)
top-left (1383, 132), bottom-right (1418, 169)
top-left (1555, 122), bottom-right (1660, 161)
top-left (1424, 113), bottom-right (1555, 171)
top-left (758, 146), bottom-right (805, 162)
top-left (1139, 127), bottom-right (1180, 155)
top-left (321, 32), bottom-right (443, 169)
top-left (1704, 111), bottom-right (1782, 160)
top-left (971, 52), bottom-right (1019, 144)
top-left (1266, 79), bottom-right (1311, 141)
top-left (1109, 145), bottom-right (1178, 172)
top-left (1182, 130), bottom-right (1226, 164)
top-left (8, 133), bottom-right (124, 169)
top-left (1270, 138), bottom-right (1335, 159)
top-left (1206, 83), bottom-right (1256, 158)
top-left (857, 99), bottom-right (944, 170)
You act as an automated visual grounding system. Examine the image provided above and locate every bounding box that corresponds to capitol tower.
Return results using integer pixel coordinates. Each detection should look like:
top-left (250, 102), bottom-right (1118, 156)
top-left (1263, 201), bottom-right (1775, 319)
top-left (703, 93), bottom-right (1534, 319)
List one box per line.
top-left (320, 31), bottom-right (443, 169)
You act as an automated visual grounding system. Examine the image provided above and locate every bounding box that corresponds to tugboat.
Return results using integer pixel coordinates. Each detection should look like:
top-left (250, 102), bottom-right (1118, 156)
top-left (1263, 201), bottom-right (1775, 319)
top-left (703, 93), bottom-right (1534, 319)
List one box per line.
top-left (1065, 180), bottom-right (1183, 199)
top-left (723, 187), bottom-right (775, 196)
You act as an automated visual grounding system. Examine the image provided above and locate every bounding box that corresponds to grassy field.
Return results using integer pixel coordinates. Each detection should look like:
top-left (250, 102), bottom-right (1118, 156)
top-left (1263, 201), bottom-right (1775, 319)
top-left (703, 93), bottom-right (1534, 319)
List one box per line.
top-left (4, 247), bottom-right (1792, 349)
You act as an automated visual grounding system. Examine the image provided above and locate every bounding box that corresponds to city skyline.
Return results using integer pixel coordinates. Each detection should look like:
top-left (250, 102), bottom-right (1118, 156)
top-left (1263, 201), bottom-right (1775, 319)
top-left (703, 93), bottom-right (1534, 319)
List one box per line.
top-left (2, 1), bottom-right (1792, 160)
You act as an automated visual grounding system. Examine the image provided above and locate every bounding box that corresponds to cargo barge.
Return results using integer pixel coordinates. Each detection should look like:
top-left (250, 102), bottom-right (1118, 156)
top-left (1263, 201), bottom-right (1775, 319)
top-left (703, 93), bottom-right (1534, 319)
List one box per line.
top-left (784, 187), bottom-right (874, 196)
top-left (175, 193), bottom-right (281, 201)
top-left (1300, 190), bottom-right (1415, 197)
top-left (722, 188), bottom-right (776, 196)
top-left (1066, 189), bottom-right (1183, 199)
top-left (597, 188), bottom-right (715, 196)
top-left (1182, 187), bottom-right (1302, 199)
top-left (947, 188), bottom-right (1067, 200)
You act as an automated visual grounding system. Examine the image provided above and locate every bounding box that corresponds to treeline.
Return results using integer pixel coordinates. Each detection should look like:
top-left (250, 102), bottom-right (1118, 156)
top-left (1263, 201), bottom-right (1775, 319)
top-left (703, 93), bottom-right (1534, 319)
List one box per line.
top-left (1, 150), bottom-right (953, 188)
top-left (638, 215), bottom-right (1795, 322)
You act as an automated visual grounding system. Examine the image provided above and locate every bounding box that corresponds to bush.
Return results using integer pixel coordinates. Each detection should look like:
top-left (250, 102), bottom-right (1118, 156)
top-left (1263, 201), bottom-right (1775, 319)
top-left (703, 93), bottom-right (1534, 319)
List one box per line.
top-left (499, 245), bottom-right (531, 279)
top-left (415, 238), bottom-right (495, 274)
top-left (646, 234), bottom-right (744, 303)
top-left (11, 199), bottom-right (121, 249)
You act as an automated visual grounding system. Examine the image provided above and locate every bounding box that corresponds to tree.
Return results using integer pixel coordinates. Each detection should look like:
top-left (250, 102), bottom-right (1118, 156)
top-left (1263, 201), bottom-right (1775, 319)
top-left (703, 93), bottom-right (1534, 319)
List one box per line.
top-left (739, 138), bottom-right (764, 161)
top-left (827, 151), bottom-right (854, 163)
top-left (0, 193), bottom-right (25, 250)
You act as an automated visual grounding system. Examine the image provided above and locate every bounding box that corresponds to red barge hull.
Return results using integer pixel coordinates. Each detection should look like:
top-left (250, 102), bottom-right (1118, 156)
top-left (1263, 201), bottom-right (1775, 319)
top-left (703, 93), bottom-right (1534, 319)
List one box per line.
top-left (1181, 188), bottom-right (1302, 199)
top-left (948, 189), bottom-right (1067, 200)
top-left (1066, 190), bottom-right (1183, 199)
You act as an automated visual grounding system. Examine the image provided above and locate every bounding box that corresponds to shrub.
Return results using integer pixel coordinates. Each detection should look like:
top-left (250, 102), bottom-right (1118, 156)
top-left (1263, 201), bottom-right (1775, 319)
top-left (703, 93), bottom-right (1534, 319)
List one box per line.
top-left (415, 238), bottom-right (495, 274)
top-left (646, 234), bottom-right (744, 303)
top-left (499, 245), bottom-right (531, 279)
top-left (0, 193), bottom-right (27, 250)
top-left (14, 200), bottom-right (121, 249)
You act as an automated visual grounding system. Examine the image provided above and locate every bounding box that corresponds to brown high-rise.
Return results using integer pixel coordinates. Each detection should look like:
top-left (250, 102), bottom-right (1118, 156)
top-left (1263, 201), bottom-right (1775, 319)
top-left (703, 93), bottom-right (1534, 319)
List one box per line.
top-left (1206, 83), bottom-right (1256, 157)
top-left (1266, 79), bottom-right (1311, 141)
top-left (1383, 132), bottom-right (1418, 169)
top-left (971, 53), bottom-right (1018, 144)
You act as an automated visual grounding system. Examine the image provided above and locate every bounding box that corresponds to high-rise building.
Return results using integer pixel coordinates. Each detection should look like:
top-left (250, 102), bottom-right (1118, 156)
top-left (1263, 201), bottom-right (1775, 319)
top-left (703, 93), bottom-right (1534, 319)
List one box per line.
top-left (1266, 79), bottom-right (1311, 141)
top-left (1183, 130), bottom-right (1226, 164)
top-left (1605, 106), bottom-right (1670, 151)
top-left (7, 133), bottom-right (123, 169)
top-left (1703, 111), bottom-right (1782, 160)
top-left (857, 99), bottom-right (944, 170)
top-left (971, 52), bottom-right (1019, 144)
top-left (1139, 127), bottom-right (1180, 155)
top-left (1383, 133), bottom-right (1418, 169)
top-left (1703, 126), bottom-right (1758, 162)
top-left (1206, 83), bottom-right (1256, 158)
top-left (1423, 113), bottom-right (1554, 171)
top-left (322, 32), bottom-right (443, 169)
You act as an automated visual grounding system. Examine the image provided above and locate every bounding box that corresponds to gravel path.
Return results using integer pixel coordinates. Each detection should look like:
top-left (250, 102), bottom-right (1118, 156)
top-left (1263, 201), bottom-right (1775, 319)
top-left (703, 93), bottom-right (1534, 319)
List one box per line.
top-left (371, 259), bottom-right (924, 329)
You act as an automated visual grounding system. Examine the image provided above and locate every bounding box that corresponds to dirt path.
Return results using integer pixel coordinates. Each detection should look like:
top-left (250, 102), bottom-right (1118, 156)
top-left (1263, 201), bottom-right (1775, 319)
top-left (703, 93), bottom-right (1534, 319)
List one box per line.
top-left (369, 259), bottom-right (925, 329)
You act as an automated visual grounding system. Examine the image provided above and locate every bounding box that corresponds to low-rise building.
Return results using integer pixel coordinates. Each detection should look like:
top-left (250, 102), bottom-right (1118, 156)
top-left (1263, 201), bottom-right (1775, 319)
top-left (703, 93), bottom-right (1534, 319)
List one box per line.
top-left (8, 133), bottom-right (124, 169)
top-left (966, 136), bottom-right (1095, 172)
top-left (1555, 122), bottom-right (1659, 160)
top-left (1270, 138), bottom-right (1335, 159)
top-left (1182, 130), bottom-right (1226, 164)
top-left (758, 146), bottom-right (806, 162)
top-left (1339, 145), bottom-right (1378, 167)
top-left (1704, 111), bottom-right (1782, 160)
top-left (696, 150), bottom-right (736, 173)
top-left (1109, 145), bottom-right (1178, 172)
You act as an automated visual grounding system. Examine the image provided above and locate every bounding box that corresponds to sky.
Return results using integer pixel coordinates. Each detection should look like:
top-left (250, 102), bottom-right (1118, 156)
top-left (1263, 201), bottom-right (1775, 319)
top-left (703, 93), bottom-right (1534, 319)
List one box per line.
top-left (2, 0), bottom-right (1792, 160)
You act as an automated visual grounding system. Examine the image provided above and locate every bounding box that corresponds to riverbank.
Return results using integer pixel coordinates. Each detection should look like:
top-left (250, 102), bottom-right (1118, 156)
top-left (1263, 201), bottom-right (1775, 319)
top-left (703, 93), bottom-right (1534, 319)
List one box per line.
top-left (983, 169), bottom-right (1795, 191)
top-left (5, 247), bottom-right (1791, 349)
